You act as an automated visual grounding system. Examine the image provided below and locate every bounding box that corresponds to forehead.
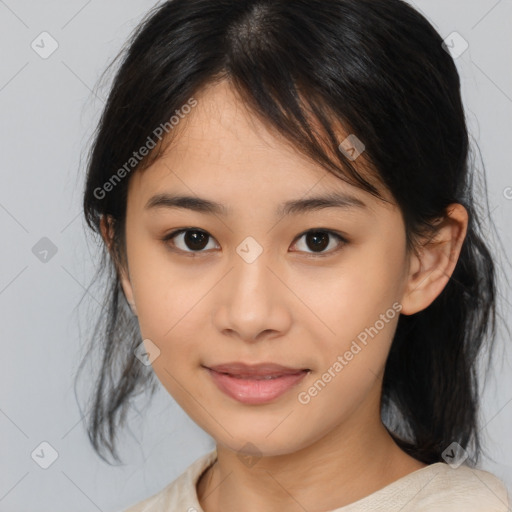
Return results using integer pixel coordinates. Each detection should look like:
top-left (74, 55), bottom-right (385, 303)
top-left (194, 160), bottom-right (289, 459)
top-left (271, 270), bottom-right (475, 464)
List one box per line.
top-left (163, 80), bottom-right (319, 175)
top-left (127, 80), bottom-right (393, 213)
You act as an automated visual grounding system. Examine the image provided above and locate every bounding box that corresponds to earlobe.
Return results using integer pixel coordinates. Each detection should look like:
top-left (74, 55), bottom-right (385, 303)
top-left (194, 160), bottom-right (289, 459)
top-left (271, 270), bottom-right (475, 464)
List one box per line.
top-left (100, 214), bottom-right (138, 316)
top-left (117, 254), bottom-right (137, 316)
top-left (120, 270), bottom-right (138, 316)
top-left (400, 203), bottom-right (468, 316)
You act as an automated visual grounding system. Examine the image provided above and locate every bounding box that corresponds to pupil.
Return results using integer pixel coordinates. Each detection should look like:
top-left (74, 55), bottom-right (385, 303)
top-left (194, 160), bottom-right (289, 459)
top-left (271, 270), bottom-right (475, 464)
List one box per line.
top-left (185, 230), bottom-right (208, 250)
top-left (307, 232), bottom-right (328, 252)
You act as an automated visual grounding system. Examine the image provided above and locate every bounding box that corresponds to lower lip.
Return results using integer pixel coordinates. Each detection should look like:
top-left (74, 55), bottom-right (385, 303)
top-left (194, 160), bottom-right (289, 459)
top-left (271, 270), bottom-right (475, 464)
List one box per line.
top-left (206, 368), bottom-right (309, 405)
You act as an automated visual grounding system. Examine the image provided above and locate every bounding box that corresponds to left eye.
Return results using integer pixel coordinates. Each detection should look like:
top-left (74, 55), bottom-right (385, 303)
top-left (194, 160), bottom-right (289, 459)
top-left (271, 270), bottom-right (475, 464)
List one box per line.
top-left (291, 230), bottom-right (347, 255)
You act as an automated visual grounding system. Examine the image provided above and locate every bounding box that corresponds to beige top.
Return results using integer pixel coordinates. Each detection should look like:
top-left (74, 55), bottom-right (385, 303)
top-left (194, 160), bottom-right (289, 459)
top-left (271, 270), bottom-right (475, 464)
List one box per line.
top-left (124, 449), bottom-right (510, 511)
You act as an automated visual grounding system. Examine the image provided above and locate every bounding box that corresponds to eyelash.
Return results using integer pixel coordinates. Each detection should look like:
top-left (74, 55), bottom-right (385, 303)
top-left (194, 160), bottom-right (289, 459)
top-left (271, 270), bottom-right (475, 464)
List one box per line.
top-left (161, 228), bottom-right (348, 258)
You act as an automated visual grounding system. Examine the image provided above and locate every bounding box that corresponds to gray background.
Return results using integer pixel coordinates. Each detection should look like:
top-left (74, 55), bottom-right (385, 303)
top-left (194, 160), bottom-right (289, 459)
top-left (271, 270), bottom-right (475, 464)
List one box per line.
top-left (1, 1), bottom-right (511, 511)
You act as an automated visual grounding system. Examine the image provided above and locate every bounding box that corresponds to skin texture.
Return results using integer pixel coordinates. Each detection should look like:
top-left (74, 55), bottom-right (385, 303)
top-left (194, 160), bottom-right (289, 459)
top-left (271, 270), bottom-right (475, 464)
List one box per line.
top-left (101, 80), bottom-right (468, 511)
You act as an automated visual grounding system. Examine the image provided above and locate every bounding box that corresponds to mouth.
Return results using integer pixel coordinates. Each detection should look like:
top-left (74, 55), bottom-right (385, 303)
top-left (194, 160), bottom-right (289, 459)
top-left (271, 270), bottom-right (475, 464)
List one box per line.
top-left (203, 362), bottom-right (311, 404)
top-left (205, 361), bottom-right (311, 377)
top-left (215, 373), bottom-right (301, 380)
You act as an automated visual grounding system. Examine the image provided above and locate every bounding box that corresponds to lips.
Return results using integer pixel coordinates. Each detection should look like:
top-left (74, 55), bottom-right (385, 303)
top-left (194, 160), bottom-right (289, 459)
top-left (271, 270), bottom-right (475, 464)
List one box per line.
top-left (204, 362), bottom-right (311, 404)
top-left (205, 362), bottom-right (310, 378)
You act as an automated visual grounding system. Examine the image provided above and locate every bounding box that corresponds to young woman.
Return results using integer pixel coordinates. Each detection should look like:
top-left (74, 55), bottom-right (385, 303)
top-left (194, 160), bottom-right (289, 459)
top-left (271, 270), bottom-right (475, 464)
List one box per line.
top-left (78, 0), bottom-right (510, 510)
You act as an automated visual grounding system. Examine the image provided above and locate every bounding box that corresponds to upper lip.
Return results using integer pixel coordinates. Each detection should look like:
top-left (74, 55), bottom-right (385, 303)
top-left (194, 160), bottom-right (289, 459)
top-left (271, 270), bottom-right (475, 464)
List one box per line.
top-left (204, 362), bottom-right (310, 377)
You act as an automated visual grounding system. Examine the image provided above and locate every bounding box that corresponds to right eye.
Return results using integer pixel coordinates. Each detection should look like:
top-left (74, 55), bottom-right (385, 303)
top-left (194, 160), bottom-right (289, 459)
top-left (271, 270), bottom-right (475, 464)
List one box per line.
top-left (162, 228), bottom-right (220, 254)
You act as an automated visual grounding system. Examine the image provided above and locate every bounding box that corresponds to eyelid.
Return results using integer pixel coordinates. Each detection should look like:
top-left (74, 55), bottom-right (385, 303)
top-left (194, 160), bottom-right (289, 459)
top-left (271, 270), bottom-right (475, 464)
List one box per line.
top-left (161, 227), bottom-right (348, 256)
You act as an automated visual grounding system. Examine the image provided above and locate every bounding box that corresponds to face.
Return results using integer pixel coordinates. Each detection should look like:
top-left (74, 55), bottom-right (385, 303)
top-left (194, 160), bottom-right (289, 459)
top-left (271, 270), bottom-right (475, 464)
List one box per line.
top-left (117, 80), bottom-right (414, 457)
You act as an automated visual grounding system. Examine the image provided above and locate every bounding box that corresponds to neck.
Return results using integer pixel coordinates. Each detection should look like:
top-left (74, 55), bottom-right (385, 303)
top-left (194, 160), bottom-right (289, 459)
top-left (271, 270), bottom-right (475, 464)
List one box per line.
top-left (197, 405), bottom-right (426, 512)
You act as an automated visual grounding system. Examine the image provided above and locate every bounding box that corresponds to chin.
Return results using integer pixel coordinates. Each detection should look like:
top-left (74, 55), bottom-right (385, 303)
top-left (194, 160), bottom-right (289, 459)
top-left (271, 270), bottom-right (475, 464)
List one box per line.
top-left (213, 426), bottom-right (312, 459)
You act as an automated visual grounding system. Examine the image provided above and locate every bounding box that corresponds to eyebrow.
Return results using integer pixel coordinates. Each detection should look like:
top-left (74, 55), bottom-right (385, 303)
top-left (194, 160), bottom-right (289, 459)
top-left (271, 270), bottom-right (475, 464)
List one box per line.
top-left (144, 191), bottom-right (368, 217)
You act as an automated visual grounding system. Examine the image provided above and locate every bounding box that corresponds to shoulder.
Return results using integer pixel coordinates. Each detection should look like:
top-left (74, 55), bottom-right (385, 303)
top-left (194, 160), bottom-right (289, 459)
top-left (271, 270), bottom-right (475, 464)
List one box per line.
top-left (336, 462), bottom-right (509, 512)
top-left (404, 462), bottom-right (510, 511)
top-left (123, 449), bottom-right (217, 512)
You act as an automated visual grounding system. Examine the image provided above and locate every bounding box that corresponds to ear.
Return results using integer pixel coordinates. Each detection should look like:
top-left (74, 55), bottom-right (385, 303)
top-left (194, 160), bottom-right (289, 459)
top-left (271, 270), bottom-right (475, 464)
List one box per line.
top-left (99, 214), bottom-right (138, 316)
top-left (400, 203), bottom-right (468, 316)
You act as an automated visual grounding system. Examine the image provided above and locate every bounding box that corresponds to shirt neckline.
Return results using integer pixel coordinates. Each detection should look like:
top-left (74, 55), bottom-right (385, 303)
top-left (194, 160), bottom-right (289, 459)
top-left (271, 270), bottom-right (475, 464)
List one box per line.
top-left (191, 449), bottom-right (450, 511)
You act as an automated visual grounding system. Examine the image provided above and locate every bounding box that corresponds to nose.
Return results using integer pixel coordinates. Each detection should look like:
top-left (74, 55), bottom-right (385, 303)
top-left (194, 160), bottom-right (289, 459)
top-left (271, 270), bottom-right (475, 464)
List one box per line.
top-left (212, 249), bottom-right (292, 343)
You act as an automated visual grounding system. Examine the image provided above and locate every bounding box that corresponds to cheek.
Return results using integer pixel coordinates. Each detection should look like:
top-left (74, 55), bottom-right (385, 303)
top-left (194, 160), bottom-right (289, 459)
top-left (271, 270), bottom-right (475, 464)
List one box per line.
top-left (293, 250), bottom-right (403, 341)
top-left (126, 235), bottom-right (206, 338)
top-left (289, 244), bottom-right (405, 394)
